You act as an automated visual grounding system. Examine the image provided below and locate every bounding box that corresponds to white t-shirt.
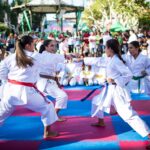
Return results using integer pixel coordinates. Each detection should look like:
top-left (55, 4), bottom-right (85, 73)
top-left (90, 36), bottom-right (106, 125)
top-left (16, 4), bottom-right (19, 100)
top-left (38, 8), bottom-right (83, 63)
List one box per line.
top-left (89, 35), bottom-right (96, 49)
top-left (102, 34), bottom-right (112, 46)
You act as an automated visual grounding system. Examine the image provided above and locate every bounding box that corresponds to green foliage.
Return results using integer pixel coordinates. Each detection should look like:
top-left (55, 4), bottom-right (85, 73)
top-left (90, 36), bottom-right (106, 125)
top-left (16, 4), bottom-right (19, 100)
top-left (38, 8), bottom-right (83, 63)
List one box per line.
top-left (0, 22), bottom-right (8, 31)
top-left (139, 13), bottom-right (150, 30)
top-left (0, 22), bottom-right (10, 35)
top-left (0, 2), bottom-right (5, 22)
top-left (82, 0), bottom-right (150, 31)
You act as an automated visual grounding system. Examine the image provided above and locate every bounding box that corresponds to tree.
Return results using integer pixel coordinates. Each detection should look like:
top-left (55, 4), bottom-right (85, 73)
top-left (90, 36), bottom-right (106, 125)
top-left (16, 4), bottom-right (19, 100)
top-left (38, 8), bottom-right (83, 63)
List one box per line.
top-left (82, 0), bottom-right (150, 31)
top-left (0, 2), bottom-right (5, 23)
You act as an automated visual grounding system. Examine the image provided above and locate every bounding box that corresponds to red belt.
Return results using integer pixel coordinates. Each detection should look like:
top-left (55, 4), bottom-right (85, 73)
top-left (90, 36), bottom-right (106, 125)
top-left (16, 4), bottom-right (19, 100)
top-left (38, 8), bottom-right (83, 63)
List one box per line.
top-left (8, 79), bottom-right (50, 103)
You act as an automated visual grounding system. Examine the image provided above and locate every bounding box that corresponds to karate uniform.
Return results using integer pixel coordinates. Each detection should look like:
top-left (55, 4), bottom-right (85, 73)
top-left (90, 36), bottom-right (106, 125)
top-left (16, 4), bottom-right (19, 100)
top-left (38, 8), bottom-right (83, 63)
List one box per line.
top-left (123, 53), bottom-right (150, 94)
top-left (94, 57), bottom-right (107, 85)
top-left (36, 51), bottom-right (68, 109)
top-left (58, 63), bottom-right (70, 86)
top-left (84, 57), bottom-right (107, 85)
top-left (0, 50), bottom-right (58, 127)
top-left (80, 65), bottom-right (95, 86)
top-left (68, 60), bottom-right (84, 86)
top-left (91, 55), bottom-right (150, 137)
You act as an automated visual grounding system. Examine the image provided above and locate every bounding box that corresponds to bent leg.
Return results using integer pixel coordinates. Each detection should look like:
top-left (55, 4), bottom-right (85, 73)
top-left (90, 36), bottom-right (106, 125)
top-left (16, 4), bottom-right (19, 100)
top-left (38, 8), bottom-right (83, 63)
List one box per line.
top-left (0, 100), bottom-right (15, 125)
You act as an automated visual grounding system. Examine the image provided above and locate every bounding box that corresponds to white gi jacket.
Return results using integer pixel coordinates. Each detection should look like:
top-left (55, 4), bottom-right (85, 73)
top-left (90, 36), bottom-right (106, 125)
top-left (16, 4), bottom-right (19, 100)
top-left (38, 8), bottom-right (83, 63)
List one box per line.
top-left (36, 51), bottom-right (65, 92)
top-left (0, 50), bottom-right (41, 105)
top-left (123, 53), bottom-right (150, 93)
top-left (92, 55), bottom-right (132, 116)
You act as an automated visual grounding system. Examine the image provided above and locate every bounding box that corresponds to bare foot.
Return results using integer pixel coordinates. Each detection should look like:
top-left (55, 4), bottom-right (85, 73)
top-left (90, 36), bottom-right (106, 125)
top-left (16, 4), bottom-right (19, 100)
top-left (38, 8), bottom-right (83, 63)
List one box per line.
top-left (43, 131), bottom-right (59, 140)
top-left (91, 122), bottom-right (105, 127)
top-left (57, 117), bottom-right (67, 122)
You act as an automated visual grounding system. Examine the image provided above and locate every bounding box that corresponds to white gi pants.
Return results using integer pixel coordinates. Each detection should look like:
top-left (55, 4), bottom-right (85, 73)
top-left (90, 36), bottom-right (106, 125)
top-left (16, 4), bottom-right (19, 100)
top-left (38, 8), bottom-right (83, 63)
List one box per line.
top-left (0, 90), bottom-right (58, 127)
top-left (69, 77), bottom-right (84, 86)
top-left (45, 80), bottom-right (68, 109)
top-left (91, 92), bottom-right (150, 137)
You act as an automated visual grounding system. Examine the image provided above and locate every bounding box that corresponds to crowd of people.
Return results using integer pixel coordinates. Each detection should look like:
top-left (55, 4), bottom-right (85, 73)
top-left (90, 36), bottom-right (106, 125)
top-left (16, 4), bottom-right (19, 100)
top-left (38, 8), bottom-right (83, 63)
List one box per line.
top-left (0, 28), bottom-right (150, 149)
top-left (0, 29), bottom-right (150, 57)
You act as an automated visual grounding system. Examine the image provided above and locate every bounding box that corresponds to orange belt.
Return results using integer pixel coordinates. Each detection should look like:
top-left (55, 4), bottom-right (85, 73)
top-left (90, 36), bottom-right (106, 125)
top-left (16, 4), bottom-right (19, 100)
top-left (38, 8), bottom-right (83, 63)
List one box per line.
top-left (8, 79), bottom-right (49, 103)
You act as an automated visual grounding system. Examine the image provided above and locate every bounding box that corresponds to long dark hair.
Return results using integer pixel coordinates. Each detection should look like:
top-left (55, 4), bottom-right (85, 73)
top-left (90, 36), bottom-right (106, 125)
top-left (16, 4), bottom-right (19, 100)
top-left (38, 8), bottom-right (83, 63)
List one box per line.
top-left (39, 39), bottom-right (52, 53)
top-left (15, 35), bottom-right (33, 68)
top-left (129, 41), bottom-right (141, 53)
top-left (106, 39), bottom-right (125, 64)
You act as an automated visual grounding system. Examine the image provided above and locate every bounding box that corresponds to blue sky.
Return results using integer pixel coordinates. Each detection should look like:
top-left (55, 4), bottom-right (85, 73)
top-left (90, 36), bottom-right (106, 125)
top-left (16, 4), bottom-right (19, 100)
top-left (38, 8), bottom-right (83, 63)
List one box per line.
top-left (8, 0), bottom-right (13, 4)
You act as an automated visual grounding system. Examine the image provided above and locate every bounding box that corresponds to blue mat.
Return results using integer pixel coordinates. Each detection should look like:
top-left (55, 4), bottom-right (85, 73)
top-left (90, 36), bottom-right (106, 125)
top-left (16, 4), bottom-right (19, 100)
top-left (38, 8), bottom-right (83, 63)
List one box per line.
top-left (0, 116), bottom-right (43, 140)
top-left (112, 115), bottom-right (150, 141)
top-left (1, 115), bottom-right (149, 142)
top-left (0, 85), bottom-right (150, 150)
top-left (131, 93), bottom-right (150, 100)
top-left (59, 100), bottom-right (91, 117)
top-left (64, 85), bottom-right (102, 90)
top-left (59, 100), bottom-right (111, 117)
top-left (39, 141), bottom-right (120, 150)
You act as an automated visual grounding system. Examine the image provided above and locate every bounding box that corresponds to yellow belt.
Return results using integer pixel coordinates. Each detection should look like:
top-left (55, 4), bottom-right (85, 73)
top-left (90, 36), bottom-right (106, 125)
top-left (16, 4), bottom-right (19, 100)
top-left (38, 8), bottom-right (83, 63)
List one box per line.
top-left (95, 74), bottom-right (103, 78)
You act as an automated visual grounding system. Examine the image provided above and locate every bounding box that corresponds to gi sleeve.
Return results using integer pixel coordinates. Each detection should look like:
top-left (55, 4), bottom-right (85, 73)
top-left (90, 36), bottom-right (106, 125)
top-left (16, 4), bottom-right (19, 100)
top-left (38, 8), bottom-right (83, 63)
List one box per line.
top-left (114, 60), bottom-right (133, 87)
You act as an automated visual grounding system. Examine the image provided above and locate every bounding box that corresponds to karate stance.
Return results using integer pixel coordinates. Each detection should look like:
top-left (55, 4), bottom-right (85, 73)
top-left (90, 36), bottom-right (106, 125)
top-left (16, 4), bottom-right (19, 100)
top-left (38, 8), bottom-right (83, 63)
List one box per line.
top-left (36, 39), bottom-right (68, 121)
top-left (0, 35), bottom-right (58, 139)
top-left (91, 39), bottom-right (150, 149)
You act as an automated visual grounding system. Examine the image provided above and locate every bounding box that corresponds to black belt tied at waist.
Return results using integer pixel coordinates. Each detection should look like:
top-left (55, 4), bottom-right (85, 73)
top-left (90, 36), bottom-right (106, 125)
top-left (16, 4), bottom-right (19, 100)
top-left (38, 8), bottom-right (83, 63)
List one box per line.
top-left (40, 74), bottom-right (61, 88)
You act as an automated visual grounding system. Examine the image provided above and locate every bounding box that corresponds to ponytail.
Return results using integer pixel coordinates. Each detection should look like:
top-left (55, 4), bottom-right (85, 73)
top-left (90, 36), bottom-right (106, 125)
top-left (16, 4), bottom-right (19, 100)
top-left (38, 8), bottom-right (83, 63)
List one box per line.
top-left (15, 36), bottom-right (33, 68)
top-left (39, 39), bottom-right (53, 53)
top-left (106, 39), bottom-right (126, 64)
top-left (39, 44), bottom-right (45, 53)
top-left (117, 53), bottom-right (126, 64)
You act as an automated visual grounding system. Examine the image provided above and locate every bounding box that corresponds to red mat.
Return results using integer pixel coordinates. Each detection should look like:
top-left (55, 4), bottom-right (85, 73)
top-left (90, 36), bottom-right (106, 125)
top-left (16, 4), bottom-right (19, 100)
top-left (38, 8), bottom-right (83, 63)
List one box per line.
top-left (12, 100), bottom-right (150, 116)
top-left (131, 101), bottom-right (150, 115)
top-left (0, 140), bottom-right (41, 150)
top-left (12, 106), bottom-right (40, 116)
top-left (120, 141), bottom-right (150, 150)
top-left (65, 89), bottom-right (101, 100)
top-left (50, 116), bottom-right (117, 141)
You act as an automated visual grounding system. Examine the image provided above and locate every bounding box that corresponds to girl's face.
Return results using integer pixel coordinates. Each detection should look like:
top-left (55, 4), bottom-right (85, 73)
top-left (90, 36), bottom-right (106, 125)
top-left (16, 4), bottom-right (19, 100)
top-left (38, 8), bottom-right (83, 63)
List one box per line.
top-left (128, 44), bottom-right (139, 57)
top-left (46, 41), bottom-right (57, 53)
top-left (25, 41), bottom-right (35, 52)
top-left (105, 45), bottom-right (113, 57)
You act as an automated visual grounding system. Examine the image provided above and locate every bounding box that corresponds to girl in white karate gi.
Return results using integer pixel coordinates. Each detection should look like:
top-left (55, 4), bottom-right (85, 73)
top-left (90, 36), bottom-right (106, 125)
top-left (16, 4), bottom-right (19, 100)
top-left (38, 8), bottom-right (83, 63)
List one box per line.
top-left (93, 57), bottom-right (107, 85)
top-left (69, 58), bottom-right (84, 86)
top-left (123, 41), bottom-right (150, 94)
top-left (83, 57), bottom-right (100, 85)
top-left (36, 40), bottom-right (68, 122)
top-left (57, 63), bottom-right (70, 86)
top-left (0, 35), bottom-right (58, 139)
top-left (83, 56), bottom-right (107, 85)
top-left (80, 64), bottom-right (95, 86)
top-left (91, 39), bottom-right (150, 149)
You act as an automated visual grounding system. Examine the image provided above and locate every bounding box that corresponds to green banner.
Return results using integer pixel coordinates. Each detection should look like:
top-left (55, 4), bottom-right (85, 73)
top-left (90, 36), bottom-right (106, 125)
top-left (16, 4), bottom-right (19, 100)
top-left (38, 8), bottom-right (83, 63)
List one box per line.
top-left (23, 10), bottom-right (32, 32)
top-left (21, 14), bottom-right (24, 33)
